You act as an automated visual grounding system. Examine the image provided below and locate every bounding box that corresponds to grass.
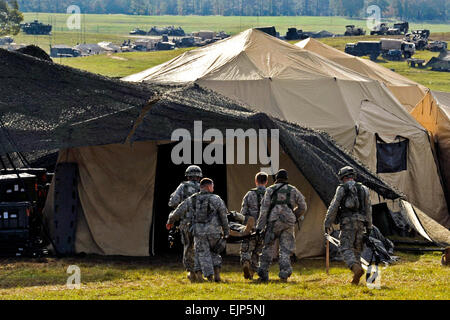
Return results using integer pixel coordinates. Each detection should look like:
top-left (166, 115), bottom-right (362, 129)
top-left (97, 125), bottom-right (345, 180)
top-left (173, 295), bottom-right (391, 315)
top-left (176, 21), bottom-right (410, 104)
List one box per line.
top-left (22, 13), bottom-right (450, 36)
top-left (0, 252), bottom-right (448, 300)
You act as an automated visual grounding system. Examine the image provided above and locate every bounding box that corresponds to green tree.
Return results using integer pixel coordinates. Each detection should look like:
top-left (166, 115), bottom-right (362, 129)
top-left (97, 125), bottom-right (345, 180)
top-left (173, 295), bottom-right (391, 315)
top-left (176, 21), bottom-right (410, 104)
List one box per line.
top-left (0, 0), bottom-right (24, 36)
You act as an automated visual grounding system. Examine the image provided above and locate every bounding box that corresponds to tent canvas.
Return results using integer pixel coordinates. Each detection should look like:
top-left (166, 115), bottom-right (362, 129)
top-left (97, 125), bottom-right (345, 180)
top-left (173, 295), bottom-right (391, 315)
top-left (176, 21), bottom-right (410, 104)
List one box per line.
top-left (123, 29), bottom-right (449, 228)
top-left (411, 91), bottom-right (450, 206)
top-left (295, 37), bottom-right (427, 111)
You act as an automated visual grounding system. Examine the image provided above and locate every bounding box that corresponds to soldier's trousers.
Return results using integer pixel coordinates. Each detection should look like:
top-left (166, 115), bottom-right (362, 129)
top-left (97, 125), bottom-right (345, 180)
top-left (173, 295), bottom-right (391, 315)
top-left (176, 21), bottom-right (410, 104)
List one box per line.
top-left (340, 220), bottom-right (365, 269)
top-left (240, 238), bottom-right (263, 271)
top-left (180, 227), bottom-right (195, 272)
top-left (258, 222), bottom-right (295, 280)
top-left (194, 233), bottom-right (222, 277)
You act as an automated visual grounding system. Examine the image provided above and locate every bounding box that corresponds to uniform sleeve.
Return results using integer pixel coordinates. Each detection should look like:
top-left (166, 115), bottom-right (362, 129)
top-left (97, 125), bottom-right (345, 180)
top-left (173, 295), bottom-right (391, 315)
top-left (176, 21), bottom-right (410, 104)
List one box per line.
top-left (216, 198), bottom-right (230, 237)
top-left (256, 188), bottom-right (272, 231)
top-left (324, 186), bottom-right (345, 229)
top-left (167, 198), bottom-right (189, 225)
top-left (364, 186), bottom-right (373, 229)
top-left (239, 192), bottom-right (251, 217)
top-left (293, 187), bottom-right (307, 217)
top-left (168, 183), bottom-right (184, 208)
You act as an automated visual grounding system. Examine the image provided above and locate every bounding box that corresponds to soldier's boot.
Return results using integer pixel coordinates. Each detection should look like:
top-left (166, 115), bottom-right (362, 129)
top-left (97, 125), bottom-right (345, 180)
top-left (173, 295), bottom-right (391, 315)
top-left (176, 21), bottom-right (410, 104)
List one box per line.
top-left (257, 269), bottom-right (269, 282)
top-left (214, 267), bottom-right (221, 283)
top-left (207, 275), bottom-right (215, 282)
top-left (351, 264), bottom-right (364, 285)
top-left (187, 271), bottom-right (196, 283)
top-left (242, 261), bottom-right (251, 279)
top-left (195, 271), bottom-right (205, 283)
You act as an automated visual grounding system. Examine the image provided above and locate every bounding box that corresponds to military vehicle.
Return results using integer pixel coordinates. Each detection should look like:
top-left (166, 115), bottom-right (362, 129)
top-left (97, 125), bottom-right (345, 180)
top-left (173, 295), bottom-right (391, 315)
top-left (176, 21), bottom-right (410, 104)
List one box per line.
top-left (148, 26), bottom-right (185, 37)
top-left (20, 20), bottom-right (52, 35)
top-left (344, 25), bottom-right (365, 36)
top-left (426, 50), bottom-right (450, 72)
top-left (345, 41), bottom-right (382, 61)
top-left (405, 30), bottom-right (430, 50)
top-left (175, 36), bottom-right (196, 48)
top-left (427, 41), bottom-right (447, 52)
top-left (285, 28), bottom-right (310, 40)
top-left (380, 38), bottom-right (415, 59)
top-left (130, 28), bottom-right (147, 36)
top-left (387, 22), bottom-right (409, 35)
top-left (370, 23), bottom-right (389, 36)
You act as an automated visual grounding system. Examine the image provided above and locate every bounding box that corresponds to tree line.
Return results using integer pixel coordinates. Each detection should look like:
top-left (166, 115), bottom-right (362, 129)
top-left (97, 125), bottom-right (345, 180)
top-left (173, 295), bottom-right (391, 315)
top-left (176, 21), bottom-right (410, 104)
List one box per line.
top-left (16, 0), bottom-right (450, 22)
top-left (0, 0), bottom-right (23, 36)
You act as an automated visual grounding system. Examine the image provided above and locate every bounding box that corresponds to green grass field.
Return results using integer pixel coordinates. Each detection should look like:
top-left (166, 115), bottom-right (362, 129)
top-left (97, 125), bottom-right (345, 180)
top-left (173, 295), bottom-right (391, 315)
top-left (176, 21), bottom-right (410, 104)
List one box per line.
top-left (0, 252), bottom-right (448, 300)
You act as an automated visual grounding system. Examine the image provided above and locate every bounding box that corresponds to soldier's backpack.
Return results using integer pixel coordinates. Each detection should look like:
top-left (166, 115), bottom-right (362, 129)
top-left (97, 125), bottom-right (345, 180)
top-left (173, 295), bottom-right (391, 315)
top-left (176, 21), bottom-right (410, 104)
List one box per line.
top-left (341, 182), bottom-right (365, 213)
top-left (251, 188), bottom-right (265, 211)
top-left (191, 193), bottom-right (214, 224)
top-left (269, 184), bottom-right (293, 212)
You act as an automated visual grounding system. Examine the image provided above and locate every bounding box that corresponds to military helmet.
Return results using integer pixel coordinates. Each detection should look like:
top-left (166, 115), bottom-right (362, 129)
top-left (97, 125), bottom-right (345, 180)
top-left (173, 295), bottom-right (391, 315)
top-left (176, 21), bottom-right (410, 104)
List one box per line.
top-left (275, 169), bottom-right (288, 181)
top-left (185, 165), bottom-right (203, 178)
top-left (338, 166), bottom-right (356, 180)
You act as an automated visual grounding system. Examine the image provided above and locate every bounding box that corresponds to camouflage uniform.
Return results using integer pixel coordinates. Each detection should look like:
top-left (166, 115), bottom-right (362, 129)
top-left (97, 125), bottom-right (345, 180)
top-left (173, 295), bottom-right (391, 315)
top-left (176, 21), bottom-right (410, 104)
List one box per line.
top-left (168, 180), bottom-right (200, 272)
top-left (240, 186), bottom-right (265, 271)
top-left (324, 180), bottom-right (372, 269)
top-left (187, 191), bottom-right (230, 278)
top-left (256, 183), bottom-right (307, 280)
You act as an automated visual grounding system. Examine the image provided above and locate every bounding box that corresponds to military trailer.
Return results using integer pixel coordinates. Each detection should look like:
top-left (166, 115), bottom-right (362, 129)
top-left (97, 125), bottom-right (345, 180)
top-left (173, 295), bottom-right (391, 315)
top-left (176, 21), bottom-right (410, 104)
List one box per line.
top-left (370, 23), bottom-right (389, 36)
top-left (50, 45), bottom-right (81, 58)
top-left (344, 25), bottom-right (366, 36)
top-left (345, 41), bottom-right (381, 61)
top-left (20, 20), bottom-right (52, 35)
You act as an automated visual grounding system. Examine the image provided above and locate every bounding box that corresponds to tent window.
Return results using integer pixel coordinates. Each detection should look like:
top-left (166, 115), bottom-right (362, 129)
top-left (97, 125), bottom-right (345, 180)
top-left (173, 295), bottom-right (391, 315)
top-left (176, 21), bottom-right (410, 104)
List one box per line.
top-left (376, 135), bottom-right (408, 173)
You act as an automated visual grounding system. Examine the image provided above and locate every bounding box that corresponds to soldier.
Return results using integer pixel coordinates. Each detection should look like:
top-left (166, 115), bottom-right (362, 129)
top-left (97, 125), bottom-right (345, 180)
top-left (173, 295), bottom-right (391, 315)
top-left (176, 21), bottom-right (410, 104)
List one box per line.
top-left (256, 169), bottom-right (307, 282)
top-left (167, 165), bottom-right (202, 282)
top-left (323, 166), bottom-right (372, 285)
top-left (168, 178), bottom-right (230, 282)
top-left (240, 172), bottom-right (268, 279)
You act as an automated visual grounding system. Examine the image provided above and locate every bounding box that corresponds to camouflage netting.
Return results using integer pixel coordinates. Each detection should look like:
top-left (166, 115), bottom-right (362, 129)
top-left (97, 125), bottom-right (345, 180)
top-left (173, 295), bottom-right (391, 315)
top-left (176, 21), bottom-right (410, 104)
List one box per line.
top-left (0, 48), bottom-right (156, 155)
top-left (15, 45), bottom-right (52, 62)
top-left (0, 48), bottom-right (401, 206)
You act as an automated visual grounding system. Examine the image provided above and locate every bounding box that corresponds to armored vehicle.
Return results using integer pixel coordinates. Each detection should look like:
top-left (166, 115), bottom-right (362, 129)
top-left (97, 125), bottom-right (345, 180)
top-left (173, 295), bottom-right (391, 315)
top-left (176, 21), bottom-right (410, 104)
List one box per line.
top-left (20, 20), bottom-right (52, 35)
top-left (387, 22), bottom-right (409, 35)
top-left (345, 25), bottom-right (365, 36)
top-left (427, 41), bottom-right (447, 52)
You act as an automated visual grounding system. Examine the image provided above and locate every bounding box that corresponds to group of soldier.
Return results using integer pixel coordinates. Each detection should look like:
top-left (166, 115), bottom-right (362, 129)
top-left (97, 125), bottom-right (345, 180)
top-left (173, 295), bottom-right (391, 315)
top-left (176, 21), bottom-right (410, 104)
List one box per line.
top-left (166, 164), bottom-right (372, 285)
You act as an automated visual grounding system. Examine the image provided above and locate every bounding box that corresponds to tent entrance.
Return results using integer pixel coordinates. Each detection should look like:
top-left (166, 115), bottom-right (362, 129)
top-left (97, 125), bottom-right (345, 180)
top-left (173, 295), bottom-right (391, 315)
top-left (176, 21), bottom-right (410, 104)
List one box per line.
top-left (150, 142), bottom-right (227, 256)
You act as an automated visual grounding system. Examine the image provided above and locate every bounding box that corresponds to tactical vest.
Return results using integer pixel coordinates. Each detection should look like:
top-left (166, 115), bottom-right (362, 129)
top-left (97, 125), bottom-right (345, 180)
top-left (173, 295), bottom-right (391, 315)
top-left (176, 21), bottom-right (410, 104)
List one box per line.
top-left (191, 193), bottom-right (214, 224)
top-left (270, 185), bottom-right (294, 211)
top-left (338, 182), bottom-right (366, 219)
top-left (251, 188), bottom-right (265, 211)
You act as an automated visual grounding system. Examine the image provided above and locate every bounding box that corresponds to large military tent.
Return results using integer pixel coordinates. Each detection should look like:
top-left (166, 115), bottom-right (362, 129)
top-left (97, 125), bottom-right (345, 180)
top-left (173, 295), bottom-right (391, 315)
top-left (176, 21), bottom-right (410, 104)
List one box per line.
top-left (411, 91), bottom-right (450, 206)
top-left (0, 48), bottom-right (412, 257)
top-left (123, 29), bottom-right (449, 228)
top-left (295, 37), bottom-right (427, 111)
